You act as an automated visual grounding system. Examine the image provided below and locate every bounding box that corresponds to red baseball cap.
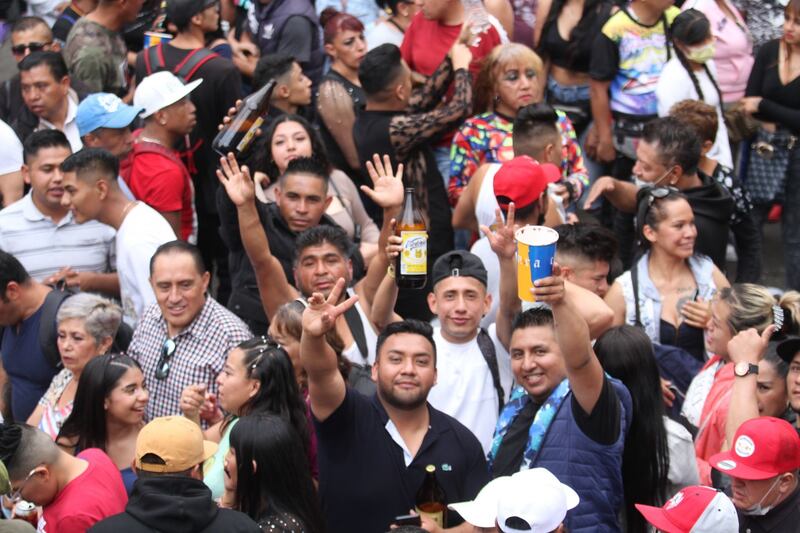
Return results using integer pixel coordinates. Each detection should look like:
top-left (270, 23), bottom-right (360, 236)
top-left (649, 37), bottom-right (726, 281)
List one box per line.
top-left (493, 156), bottom-right (561, 211)
top-left (636, 486), bottom-right (738, 533)
top-left (709, 417), bottom-right (800, 480)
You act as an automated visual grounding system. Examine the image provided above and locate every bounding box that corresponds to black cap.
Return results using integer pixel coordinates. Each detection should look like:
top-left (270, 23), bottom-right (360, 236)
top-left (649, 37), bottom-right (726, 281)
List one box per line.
top-left (431, 251), bottom-right (487, 288)
top-left (776, 335), bottom-right (800, 364)
top-left (166, 0), bottom-right (218, 29)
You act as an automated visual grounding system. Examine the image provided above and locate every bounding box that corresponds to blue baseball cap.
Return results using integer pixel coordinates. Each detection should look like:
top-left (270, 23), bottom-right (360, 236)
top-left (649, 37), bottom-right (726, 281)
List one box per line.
top-left (77, 93), bottom-right (144, 137)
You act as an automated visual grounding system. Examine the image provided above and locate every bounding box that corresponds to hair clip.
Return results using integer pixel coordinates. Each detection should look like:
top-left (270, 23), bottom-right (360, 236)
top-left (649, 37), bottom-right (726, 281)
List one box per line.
top-left (773, 305), bottom-right (785, 332)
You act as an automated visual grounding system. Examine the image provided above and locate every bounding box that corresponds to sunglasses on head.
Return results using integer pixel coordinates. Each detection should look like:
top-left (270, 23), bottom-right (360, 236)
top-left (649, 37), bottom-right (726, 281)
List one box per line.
top-left (11, 41), bottom-right (51, 55)
top-left (646, 186), bottom-right (679, 208)
top-left (155, 338), bottom-right (177, 380)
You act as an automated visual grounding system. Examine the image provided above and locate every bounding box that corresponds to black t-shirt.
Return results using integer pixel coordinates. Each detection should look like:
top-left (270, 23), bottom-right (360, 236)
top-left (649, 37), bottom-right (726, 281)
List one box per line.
top-left (492, 377), bottom-right (621, 478)
top-left (313, 389), bottom-right (490, 533)
top-left (746, 39), bottom-right (800, 133)
top-left (134, 44), bottom-right (243, 212)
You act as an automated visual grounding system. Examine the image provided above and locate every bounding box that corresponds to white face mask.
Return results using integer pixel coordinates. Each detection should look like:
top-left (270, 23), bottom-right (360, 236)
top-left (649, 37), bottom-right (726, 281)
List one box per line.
top-left (633, 166), bottom-right (675, 189)
top-left (741, 477), bottom-right (782, 516)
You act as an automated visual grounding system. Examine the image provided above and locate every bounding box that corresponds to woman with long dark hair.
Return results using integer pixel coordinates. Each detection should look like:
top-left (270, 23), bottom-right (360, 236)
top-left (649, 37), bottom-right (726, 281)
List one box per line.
top-left (534, 0), bottom-right (614, 136)
top-left (741, 0), bottom-right (800, 291)
top-left (655, 9), bottom-right (732, 168)
top-left (179, 336), bottom-right (314, 500)
top-left (57, 354), bottom-right (149, 493)
top-left (222, 414), bottom-right (325, 532)
top-left (605, 188), bottom-right (730, 361)
top-left (594, 325), bottom-right (674, 533)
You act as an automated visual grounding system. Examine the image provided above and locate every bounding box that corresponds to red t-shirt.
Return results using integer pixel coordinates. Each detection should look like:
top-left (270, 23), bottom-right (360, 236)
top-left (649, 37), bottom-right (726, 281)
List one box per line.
top-left (121, 135), bottom-right (196, 242)
top-left (400, 13), bottom-right (502, 146)
top-left (39, 448), bottom-right (128, 533)
top-left (400, 13), bottom-right (501, 80)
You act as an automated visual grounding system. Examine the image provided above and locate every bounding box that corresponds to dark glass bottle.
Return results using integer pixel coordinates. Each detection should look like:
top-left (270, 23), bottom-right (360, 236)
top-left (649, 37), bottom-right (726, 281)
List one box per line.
top-left (395, 188), bottom-right (427, 289)
top-left (415, 464), bottom-right (447, 527)
top-left (212, 79), bottom-right (277, 158)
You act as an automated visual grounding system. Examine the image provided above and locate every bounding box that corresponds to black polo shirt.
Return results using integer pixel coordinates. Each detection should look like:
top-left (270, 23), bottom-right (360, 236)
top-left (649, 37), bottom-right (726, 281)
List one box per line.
top-left (313, 389), bottom-right (490, 533)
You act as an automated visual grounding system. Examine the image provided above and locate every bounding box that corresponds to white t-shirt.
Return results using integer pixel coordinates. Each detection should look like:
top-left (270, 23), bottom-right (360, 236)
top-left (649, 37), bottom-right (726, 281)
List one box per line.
top-left (116, 203), bottom-right (176, 327)
top-left (428, 325), bottom-right (511, 454)
top-left (0, 119), bottom-right (22, 175)
top-left (656, 58), bottom-right (733, 168)
top-left (365, 20), bottom-right (404, 50)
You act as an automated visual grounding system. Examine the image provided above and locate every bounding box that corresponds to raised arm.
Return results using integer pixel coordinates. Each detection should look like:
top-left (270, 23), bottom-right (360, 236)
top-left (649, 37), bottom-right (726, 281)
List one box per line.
top-left (216, 153), bottom-right (298, 320)
top-left (452, 163), bottom-right (486, 232)
top-left (535, 265), bottom-right (606, 413)
top-left (301, 279), bottom-right (359, 421)
top-left (723, 326), bottom-right (775, 450)
top-left (355, 154), bottom-right (406, 310)
top-left (564, 281), bottom-right (615, 340)
top-left (369, 226), bottom-right (402, 330)
top-left (316, 80), bottom-right (362, 170)
top-left (583, 176), bottom-right (638, 213)
top-left (480, 205), bottom-right (520, 350)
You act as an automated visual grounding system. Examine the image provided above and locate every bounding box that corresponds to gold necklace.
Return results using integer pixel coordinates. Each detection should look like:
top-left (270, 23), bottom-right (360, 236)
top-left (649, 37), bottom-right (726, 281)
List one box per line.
top-left (121, 201), bottom-right (138, 219)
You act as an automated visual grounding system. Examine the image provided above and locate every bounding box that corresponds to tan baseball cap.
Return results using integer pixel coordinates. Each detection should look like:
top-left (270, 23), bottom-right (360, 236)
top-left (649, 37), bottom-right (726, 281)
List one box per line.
top-left (135, 416), bottom-right (218, 473)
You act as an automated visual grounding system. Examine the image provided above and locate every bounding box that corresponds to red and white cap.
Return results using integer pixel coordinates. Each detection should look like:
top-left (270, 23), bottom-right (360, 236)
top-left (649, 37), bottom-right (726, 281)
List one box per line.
top-left (709, 416), bottom-right (800, 480)
top-left (635, 485), bottom-right (738, 533)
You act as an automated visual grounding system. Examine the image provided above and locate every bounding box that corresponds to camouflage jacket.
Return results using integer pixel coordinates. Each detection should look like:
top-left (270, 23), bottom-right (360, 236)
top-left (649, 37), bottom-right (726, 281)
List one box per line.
top-left (63, 17), bottom-right (128, 96)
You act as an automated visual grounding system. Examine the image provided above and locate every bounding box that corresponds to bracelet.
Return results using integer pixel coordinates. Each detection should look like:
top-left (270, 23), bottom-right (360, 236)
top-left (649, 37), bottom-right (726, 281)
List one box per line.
top-left (387, 264), bottom-right (396, 279)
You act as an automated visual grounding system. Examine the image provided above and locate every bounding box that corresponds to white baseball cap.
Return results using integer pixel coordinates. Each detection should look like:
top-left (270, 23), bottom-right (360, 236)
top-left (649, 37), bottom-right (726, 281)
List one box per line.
top-left (134, 71), bottom-right (203, 118)
top-left (448, 468), bottom-right (579, 532)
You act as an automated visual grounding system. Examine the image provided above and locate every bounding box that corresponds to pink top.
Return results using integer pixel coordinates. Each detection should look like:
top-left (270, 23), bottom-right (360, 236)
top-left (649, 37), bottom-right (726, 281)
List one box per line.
top-left (683, 0), bottom-right (754, 102)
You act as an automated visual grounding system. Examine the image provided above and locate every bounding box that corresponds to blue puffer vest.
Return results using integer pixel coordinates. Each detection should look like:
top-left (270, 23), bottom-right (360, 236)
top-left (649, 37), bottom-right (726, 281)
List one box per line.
top-left (533, 377), bottom-right (632, 533)
top-left (248, 0), bottom-right (324, 84)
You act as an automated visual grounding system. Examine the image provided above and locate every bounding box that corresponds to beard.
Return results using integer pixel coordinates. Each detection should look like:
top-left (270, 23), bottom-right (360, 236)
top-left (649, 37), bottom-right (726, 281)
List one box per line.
top-left (377, 379), bottom-right (430, 411)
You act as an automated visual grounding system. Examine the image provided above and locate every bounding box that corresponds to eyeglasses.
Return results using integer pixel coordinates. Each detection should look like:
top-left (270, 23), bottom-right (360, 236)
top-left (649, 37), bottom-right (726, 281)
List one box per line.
top-left (155, 338), bottom-right (177, 380)
top-left (11, 42), bottom-right (51, 56)
top-left (8, 468), bottom-right (40, 503)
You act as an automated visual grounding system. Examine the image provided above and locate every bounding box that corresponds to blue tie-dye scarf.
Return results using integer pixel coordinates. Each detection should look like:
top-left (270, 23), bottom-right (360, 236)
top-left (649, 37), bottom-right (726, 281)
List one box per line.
top-left (487, 379), bottom-right (570, 472)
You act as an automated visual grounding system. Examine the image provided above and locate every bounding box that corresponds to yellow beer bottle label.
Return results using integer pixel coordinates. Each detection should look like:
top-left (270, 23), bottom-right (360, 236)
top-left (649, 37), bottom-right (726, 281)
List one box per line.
top-left (400, 231), bottom-right (427, 275)
top-left (236, 116), bottom-right (264, 152)
top-left (415, 508), bottom-right (443, 527)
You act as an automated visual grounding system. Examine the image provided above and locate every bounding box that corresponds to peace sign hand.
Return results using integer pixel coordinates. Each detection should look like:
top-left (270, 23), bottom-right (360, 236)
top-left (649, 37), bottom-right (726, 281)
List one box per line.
top-left (302, 278), bottom-right (359, 338)
top-left (480, 204), bottom-right (517, 261)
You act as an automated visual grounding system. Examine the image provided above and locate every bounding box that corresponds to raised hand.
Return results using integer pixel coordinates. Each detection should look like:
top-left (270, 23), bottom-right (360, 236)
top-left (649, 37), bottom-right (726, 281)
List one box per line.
top-left (302, 278), bottom-right (359, 338)
top-left (531, 263), bottom-right (566, 305)
top-left (180, 383), bottom-right (207, 423)
top-left (216, 152), bottom-right (255, 207)
top-left (360, 154), bottom-right (404, 210)
top-left (727, 325), bottom-right (776, 365)
top-left (583, 176), bottom-right (616, 210)
top-left (385, 219), bottom-right (402, 261)
top-left (480, 204), bottom-right (517, 261)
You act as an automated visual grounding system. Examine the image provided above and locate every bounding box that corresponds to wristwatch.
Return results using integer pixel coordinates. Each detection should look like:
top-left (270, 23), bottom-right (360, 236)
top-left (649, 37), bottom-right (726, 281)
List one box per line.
top-left (734, 362), bottom-right (759, 377)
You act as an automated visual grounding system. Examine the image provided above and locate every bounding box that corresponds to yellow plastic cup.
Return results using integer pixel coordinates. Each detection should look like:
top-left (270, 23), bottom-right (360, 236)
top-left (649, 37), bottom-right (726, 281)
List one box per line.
top-left (515, 225), bottom-right (559, 302)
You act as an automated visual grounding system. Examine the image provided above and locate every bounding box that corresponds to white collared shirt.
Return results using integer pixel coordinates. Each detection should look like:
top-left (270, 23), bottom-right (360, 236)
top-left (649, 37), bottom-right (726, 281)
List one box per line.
top-left (0, 192), bottom-right (116, 281)
top-left (35, 90), bottom-right (83, 152)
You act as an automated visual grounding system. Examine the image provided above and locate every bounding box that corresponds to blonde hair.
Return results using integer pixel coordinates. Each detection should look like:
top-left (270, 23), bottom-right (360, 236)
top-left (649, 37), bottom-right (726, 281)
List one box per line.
top-left (718, 284), bottom-right (800, 335)
top-left (474, 43), bottom-right (544, 114)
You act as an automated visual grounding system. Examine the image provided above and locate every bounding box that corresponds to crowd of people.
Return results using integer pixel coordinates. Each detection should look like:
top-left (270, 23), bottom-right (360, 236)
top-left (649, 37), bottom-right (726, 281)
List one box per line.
top-left (0, 0), bottom-right (799, 531)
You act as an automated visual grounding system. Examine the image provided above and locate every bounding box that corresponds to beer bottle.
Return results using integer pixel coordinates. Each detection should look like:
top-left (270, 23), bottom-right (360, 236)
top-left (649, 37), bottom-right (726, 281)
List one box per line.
top-left (415, 464), bottom-right (447, 527)
top-left (395, 188), bottom-right (427, 289)
top-left (212, 79), bottom-right (277, 158)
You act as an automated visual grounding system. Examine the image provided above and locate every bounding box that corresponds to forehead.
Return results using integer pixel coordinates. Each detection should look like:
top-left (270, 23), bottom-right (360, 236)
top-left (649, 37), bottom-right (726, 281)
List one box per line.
top-left (636, 140), bottom-right (665, 167)
top-left (28, 146), bottom-right (71, 167)
top-left (379, 332), bottom-right (434, 356)
top-left (20, 64), bottom-right (58, 82)
top-left (152, 251), bottom-right (201, 277)
top-left (298, 241), bottom-right (344, 261)
top-left (282, 173), bottom-right (326, 193)
top-left (273, 121), bottom-right (307, 138)
top-left (510, 324), bottom-right (556, 347)
top-left (434, 275), bottom-right (486, 294)
top-left (12, 26), bottom-right (51, 44)
top-left (656, 198), bottom-right (693, 221)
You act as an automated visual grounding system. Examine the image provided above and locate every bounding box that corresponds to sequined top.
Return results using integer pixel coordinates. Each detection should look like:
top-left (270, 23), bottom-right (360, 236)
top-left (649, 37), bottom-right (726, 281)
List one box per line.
top-left (258, 511), bottom-right (308, 532)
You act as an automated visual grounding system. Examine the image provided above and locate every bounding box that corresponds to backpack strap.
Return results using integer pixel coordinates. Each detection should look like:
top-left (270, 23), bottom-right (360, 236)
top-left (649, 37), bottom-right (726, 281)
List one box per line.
top-left (144, 43), bottom-right (164, 76)
top-left (38, 286), bottom-right (77, 370)
top-left (477, 328), bottom-right (505, 413)
top-left (343, 303), bottom-right (369, 366)
top-left (173, 48), bottom-right (219, 82)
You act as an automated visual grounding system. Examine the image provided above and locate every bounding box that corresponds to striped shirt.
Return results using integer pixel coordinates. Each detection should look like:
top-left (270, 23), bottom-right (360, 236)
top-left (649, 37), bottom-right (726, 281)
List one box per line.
top-left (127, 297), bottom-right (252, 421)
top-left (0, 193), bottom-right (116, 281)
